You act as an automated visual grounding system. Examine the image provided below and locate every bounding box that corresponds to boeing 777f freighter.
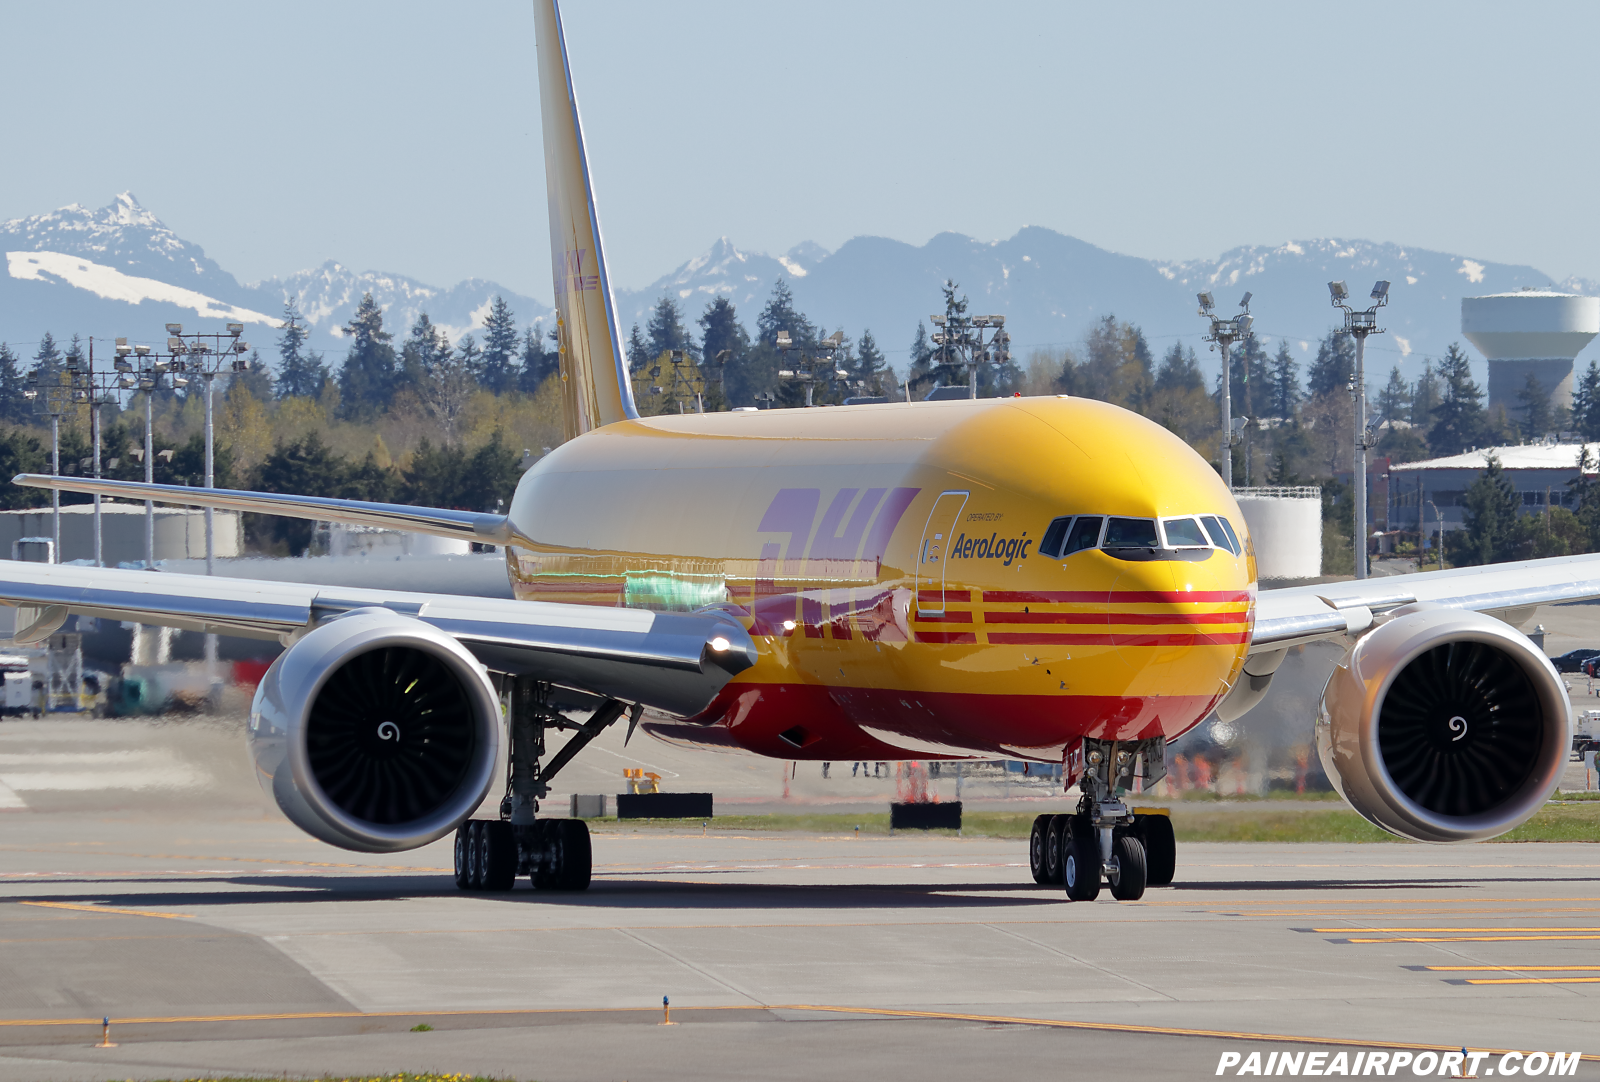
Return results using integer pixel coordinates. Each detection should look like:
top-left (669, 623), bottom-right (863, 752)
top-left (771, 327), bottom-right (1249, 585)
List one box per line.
top-left (5, 0), bottom-right (1588, 902)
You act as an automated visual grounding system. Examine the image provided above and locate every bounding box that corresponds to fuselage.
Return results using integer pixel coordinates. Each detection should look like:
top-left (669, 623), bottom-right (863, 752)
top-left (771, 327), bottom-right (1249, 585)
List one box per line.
top-left (505, 395), bottom-right (1256, 763)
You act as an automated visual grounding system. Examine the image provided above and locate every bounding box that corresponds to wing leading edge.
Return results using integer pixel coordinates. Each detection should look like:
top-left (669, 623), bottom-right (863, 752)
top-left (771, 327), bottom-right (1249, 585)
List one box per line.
top-left (1251, 552), bottom-right (1600, 652)
top-left (13, 474), bottom-right (517, 546)
top-left (0, 562), bottom-right (755, 718)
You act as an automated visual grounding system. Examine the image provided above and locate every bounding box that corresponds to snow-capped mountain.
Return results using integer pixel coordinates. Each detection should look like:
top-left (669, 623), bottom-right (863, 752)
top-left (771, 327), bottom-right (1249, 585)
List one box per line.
top-left (5, 193), bottom-right (1594, 387)
top-left (0, 195), bottom-right (551, 361)
top-left (619, 230), bottom-right (1585, 379)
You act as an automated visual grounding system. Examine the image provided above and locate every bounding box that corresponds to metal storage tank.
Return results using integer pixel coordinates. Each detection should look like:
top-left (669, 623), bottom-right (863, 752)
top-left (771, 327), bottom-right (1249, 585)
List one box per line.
top-left (1233, 486), bottom-right (1322, 581)
top-left (1461, 289), bottom-right (1600, 422)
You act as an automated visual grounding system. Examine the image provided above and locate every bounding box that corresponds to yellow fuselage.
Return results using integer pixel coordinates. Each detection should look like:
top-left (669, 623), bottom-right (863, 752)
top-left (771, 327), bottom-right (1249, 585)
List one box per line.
top-left (506, 396), bottom-right (1255, 762)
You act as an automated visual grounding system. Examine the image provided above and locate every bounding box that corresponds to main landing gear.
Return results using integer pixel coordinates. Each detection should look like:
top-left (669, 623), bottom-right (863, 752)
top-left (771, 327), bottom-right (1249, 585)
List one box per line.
top-left (1027, 737), bottom-right (1176, 902)
top-left (453, 677), bottom-right (638, 893)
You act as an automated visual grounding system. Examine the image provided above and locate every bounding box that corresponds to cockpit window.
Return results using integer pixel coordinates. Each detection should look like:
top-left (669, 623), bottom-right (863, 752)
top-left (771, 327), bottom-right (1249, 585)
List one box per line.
top-left (1161, 517), bottom-right (1209, 548)
top-left (1102, 517), bottom-right (1158, 548)
top-left (1040, 517), bottom-right (1072, 559)
top-left (1200, 514), bottom-right (1238, 555)
top-left (1217, 516), bottom-right (1242, 554)
top-left (1064, 516), bottom-right (1103, 555)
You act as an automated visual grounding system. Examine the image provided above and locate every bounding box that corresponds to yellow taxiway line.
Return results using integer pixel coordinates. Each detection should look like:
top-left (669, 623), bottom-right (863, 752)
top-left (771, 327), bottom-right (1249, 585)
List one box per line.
top-left (16, 901), bottom-right (193, 920)
top-left (0, 1005), bottom-right (1591, 1061)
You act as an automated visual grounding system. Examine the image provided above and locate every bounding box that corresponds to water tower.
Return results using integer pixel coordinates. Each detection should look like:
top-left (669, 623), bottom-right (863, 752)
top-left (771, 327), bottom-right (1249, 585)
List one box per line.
top-left (1461, 289), bottom-right (1600, 423)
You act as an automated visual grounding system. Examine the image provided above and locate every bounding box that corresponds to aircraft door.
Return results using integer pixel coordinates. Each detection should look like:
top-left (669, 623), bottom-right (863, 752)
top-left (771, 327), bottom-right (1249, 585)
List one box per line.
top-left (915, 490), bottom-right (969, 616)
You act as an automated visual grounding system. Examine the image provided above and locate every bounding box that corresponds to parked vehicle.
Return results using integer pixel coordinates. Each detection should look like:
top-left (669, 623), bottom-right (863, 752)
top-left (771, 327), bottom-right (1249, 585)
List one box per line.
top-left (1552, 648), bottom-right (1600, 673)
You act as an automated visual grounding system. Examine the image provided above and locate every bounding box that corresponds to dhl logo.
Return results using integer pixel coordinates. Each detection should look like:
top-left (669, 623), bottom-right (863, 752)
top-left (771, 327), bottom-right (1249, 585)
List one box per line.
top-left (756, 487), bottom-right (920, 577)
top-left (558, 248), bottom-right (600, 294)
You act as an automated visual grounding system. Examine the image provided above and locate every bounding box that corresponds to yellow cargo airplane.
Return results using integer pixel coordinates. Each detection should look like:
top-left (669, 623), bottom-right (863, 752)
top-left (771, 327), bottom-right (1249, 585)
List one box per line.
top-left (6, 0), bottom-right (1588, 902)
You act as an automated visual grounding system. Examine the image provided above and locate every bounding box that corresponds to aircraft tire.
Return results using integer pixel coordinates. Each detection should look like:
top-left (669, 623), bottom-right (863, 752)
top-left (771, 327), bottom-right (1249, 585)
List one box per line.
top-left (480, 820), bottom-right (518, 891)
top-left (1138, 814), bottom-right (1176, 887)
top-left (1110, 834), bottom-right (1147, 901)
top-left (1028, 815), bottom-right (1052, 884)
top-left (1063, 816), bottom-right (1101, 901)
top-left (532, 819), bottom-right (593, 891)
top-left (1043, 814), bottom-right (1069, 884)
top-left (453, 822), bottom-right (476, 890)
top-left (558, 819), bottom-right (593, 890)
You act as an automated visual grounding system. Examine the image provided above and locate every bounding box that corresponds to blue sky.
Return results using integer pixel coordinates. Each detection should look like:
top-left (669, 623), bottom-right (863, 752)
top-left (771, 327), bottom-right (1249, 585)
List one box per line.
top-left (3, 1), bottom-right (1595, 299)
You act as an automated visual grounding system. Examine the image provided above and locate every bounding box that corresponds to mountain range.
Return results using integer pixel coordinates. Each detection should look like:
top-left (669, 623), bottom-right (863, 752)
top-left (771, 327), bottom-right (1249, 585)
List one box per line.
top-left (4, 193), bottom-right (1595, 386)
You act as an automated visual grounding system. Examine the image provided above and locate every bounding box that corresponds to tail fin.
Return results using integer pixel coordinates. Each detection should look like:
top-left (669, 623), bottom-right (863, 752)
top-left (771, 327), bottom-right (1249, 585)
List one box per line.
top-left (534, 0), bottom-right (638, 439)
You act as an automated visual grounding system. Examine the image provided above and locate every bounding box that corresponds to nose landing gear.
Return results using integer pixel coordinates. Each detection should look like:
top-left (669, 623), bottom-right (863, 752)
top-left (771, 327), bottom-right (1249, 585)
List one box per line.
top-left (1045, 736), bottom-right (1171, 902)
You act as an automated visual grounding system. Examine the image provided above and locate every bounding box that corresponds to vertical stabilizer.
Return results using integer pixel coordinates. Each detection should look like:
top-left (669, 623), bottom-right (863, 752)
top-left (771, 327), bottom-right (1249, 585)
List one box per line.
top-left (534, 0), bottom-right (638, 440)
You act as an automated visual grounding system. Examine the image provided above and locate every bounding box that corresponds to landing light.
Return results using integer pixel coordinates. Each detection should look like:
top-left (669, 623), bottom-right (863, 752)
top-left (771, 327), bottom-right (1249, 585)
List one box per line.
top-left (710, 636), bottom-right (730, 652)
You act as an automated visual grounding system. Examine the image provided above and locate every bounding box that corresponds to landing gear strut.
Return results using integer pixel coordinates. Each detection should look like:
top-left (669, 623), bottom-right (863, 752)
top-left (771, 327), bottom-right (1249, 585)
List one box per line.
top-left (1050, 736), bottom-right (1170, 902)
top-left (453, 677), bottom-right (638, 892)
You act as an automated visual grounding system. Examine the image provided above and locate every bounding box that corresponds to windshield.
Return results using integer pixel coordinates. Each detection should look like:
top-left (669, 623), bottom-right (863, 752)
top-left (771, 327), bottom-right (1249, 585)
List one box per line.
top-left (1102, 517), bottom-right (1159, 548)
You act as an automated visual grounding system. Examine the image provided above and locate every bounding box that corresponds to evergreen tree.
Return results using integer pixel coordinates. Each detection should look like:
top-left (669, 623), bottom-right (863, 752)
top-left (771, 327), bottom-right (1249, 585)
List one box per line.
top-left (335, 293), bottom-right (396, 419)
top-left (455, 334), bottom-right (481, 381)
top-left (645, 296), bottom-right (696, 359)
top-left (398, 312), bottom-right (451, 390)
top-left (63, 334), bottom-right (85, 371)
top-left (231, 349), bottom-right (276, 402)
top-left (0, 343), bottom-right (27, 423)
top-left (853, 328), bottom-right (889, 394)
top-left (1267, 340), bottom-right (1302, 419)
top-left (275, 300), bottom-right (324, 398)
top-left (755, 278), bottom-right (816, 349)
top-left (1411, 360), bottom-right (1440, 427)
top-left (1375, 366), bottom-right (1411, 426)
top-left (519, 322), bottom-right (559, 392)
top-left (1228, 332), bottom-right (1268, 419)
top-left (1155, 342), bottom-right (1203, 392)
top-left (254, 433), bottom-right (354, 553)
top-left (698, 296), bottom-right (752, 402)
top-left (478, 296), bottom-right (520, 394)
top-left (1517, 373), bottom-right (1551, 439)
top-left (1461, 453), bottom-right (1521, 564)
top-left (1428, 343), bottom-right (1490, 456)
top-left (31, 332), bottom-right (62, 385)
top-left (1076, 314), bottom-right (1153, 410)
top-left (0, 428), bottom-right (47, 508)
top-left (1571, 360), bottom-right (1600, 439)
top-left (625, 323), bottom-right (650, 374)
top-left (906, 322), bottom-right (935, 394)
top-left (1306, 329), bottom-right (1354, 397)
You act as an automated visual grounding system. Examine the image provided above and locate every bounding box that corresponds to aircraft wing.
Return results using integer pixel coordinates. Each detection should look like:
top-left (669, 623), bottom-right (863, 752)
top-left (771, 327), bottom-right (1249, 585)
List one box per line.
top-left (1250, 552), bottom-right (1600, 653)
top-left (0, 562), bottom-right (755, 718)
top-left (14, 474), bottom-right (519, 545)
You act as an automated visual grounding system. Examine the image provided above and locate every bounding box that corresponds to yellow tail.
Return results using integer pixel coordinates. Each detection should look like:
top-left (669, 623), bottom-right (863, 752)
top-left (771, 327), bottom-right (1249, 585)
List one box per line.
top-left (534, 0), bottom-right (639, 440)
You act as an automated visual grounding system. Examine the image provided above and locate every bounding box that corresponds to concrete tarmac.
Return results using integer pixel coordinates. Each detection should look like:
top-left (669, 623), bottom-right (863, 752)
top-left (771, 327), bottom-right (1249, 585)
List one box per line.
top-left (0, 717), bottom-right (1597, 1081)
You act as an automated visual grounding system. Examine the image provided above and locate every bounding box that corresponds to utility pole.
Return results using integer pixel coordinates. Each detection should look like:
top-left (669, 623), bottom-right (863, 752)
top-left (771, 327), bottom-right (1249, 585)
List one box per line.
top-left (1197, 291), bottom-right (1254, 491)
top-left (1328, 280), bottom-right (1390, 580)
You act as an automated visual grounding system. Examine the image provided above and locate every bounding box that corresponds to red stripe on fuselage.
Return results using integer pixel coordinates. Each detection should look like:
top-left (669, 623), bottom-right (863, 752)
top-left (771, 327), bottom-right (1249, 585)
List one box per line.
top-left (982, 589), bottom-right (1250, 605)
top-left (914, 631), bottom-right (978, 644)
top-left (987, 631), bottom-right (1250, 646)
top-left (984, 611), bottom-right (1248, 626)
top-left (917, 589), bottom-right (972, 605)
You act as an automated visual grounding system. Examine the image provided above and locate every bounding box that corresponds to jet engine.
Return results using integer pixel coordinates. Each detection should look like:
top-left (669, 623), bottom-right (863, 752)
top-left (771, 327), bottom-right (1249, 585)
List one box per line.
top-left (1317, 605), bottom-right (1571, 842)
top-left (248, 607), bottom-right (502, 853)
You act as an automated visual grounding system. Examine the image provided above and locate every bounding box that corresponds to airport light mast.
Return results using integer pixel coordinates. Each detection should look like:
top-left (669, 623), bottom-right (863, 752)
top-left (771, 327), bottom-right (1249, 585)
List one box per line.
top-left (929, 313), bottom-right (1011, 399)
top-left (1197, 291), bottom-right (1254, 490)
top-left (1328, 280), bottom-right (1389, 581)
top-left (776, 331), bottom-right (848, 407)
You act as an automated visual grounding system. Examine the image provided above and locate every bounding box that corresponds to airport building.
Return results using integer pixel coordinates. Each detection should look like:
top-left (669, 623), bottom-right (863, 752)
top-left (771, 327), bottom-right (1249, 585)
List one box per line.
top-left (0, 502), bottom-right (240, 565)
top-left (1388, 441), bottom-right (1595, 535)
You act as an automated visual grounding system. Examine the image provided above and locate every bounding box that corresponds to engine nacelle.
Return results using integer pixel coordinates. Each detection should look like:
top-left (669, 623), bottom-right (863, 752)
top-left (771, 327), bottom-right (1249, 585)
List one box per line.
top-left (248, 608), bottom-right (502, 853)
top-left (1317, 605), bottom-right (1571, 843)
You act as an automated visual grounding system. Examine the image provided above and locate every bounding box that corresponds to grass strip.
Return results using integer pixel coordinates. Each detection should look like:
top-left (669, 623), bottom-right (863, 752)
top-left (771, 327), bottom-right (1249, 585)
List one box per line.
top-left (590, 800), bottom-right (1600, 843)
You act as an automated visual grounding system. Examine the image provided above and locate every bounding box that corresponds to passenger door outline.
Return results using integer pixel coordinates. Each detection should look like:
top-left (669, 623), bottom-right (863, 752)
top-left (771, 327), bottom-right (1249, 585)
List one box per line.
top-left (915, 490), bottom-right (970, 616)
